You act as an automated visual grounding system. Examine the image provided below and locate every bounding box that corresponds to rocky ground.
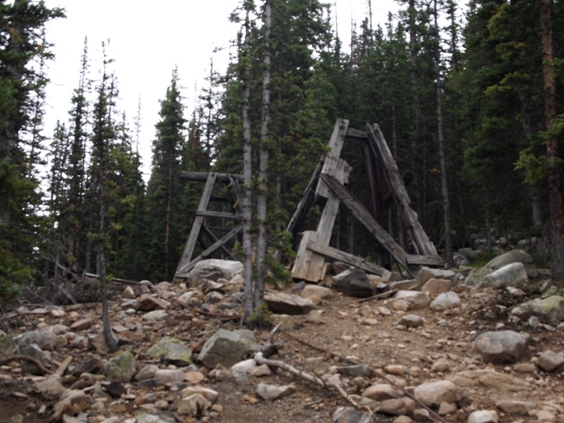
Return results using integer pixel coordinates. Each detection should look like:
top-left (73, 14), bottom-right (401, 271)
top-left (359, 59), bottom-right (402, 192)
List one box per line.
top-left (1, 249), bottom-right (564, 423)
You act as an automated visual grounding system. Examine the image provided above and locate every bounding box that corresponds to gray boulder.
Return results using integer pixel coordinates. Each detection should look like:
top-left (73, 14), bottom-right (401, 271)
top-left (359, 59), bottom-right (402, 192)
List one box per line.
top-left (332, 406), bottom-right (375, 423)
top-left (199, 328), bottom-right (259, 368)
top-left (333, 268), bottom-right (376, 298)
top-left (146, 337), bottom-right (193, 366)
top-left (472, 330), bottom-right (527, 364)
top-left (264, 292), bottom-right (316, 315)
top-left (537, 350), bottom-right (564, 372)
top-left (413, 380), bottom-right (458, 407)
top-left (430, 291), bottom-right (461, 311)
top-left (188, 259), bottom-right (243, 287)
top-left (465, 249), bottom-right (537, 286)
top-left (479, 262), bottom-right (529, 289)
top-left (255, 383), bottom-right (296, 400)
top-left (394, 290), bottom-right (431, 310)
top-left (511, 295), bottom-right (564, 325)
top-left (467, 410), bottom-right (499, 423)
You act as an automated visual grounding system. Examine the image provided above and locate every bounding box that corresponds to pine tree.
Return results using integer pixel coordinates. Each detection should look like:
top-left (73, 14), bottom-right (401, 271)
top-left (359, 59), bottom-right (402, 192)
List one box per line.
top-left (146, 68), bottom-right (187, 281)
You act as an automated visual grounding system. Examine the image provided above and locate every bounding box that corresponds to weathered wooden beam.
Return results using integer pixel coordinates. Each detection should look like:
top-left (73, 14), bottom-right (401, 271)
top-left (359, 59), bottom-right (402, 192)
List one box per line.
top-left (306, 241), bottom-right (391, 279)
top-left (406, 254), bottom-right (444, 267)
top-left (345, 127), bottom-right (368, 140)
top-left (201, 224), bottom-right (232, 258)
top-left (196, 210), bottom-right (241, 220)
top-left (180, 171), bottom-right (244, 183)
top-left (366, 123), bottom-right (438, 257)
top-left (320, 173), bottom-right (420, 278)
top-left (316, 119), bottom-right (350, 199)
top-left (175, 224), bottom-right (244, 278)
top-left (176, 172), bottom-right (218, 275)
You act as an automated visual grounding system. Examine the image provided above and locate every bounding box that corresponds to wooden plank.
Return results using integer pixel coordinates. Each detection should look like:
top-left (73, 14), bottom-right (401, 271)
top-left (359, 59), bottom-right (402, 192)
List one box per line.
top-left (406, 254), bottom-right (445, 267)
top-left (196, 210), bottom-right (241, 220)
top-left (316, 119), bottom-right (349, 199)
top-left (292, 158), bottom-right (352, 282)
top-left (320, 173), bottom-right (419, 278)
top-left (306, 241), bottom-right (391, 278)
top-left (175, 224), bottom-right (244, 277)
top-left (366, 123), bottom-right (438, 256)
top-left (180, 171), bottom-right (244, 183)
top-left (176, 172), bottom-right (218, 275)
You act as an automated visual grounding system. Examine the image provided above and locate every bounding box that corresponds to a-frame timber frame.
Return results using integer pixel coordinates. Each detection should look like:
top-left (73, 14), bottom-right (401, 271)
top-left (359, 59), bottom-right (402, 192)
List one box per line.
top-left (175, 171), bottom-right (244, 280)
top-left (290, 118), bottom-right (443, 282)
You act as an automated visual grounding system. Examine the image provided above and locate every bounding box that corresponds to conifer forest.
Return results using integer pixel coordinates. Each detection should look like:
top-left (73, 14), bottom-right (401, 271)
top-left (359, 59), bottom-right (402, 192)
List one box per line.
top-left (1, 0), bottom-right (564, 305)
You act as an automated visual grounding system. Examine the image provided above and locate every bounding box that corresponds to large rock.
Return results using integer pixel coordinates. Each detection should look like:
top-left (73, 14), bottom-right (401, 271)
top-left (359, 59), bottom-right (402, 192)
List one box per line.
top-left (362, 383), bottom-right (403, 400)
top-left (495, 400), bottom-right (536, 415)
top-left (177, 393), bottom-right (212, 416)
top-left (472, 331), bottom-right (527, 364)
top-left (135, 414), bottom-right (175, 423)
top-left (511, 295), bottom-right (564, 325)
top-left (333, 268), bottom-right (376, 298)
top-left (467, 410), bottom-right (498, 423)
top-left (422, 278), bottom-right (452, 295)
top-left (53, 390), bottom-right (91, 421)
top-left (465, 249), bottom-right (537, 286)
top-left (16, 329), bottom-right (60, 351)
top-left (136, 294), bottom-right (171, 311)
top-left (264, 292), bottom-right (316, 315)
top-left (413, 380), bottom-right (458, 407)
top-left (146, 337), bottom-right (193, 366)
top-left (198, 329), bottom-right (258, 368)
top-left (479, 262), bottom-right (529, 289)
top-left (332, 407), bottom-right (375, 423)
top-left (537, 350), bottom-right (564, 372)
top-left (102, 351), bottom-right (136, 382)
top-left (188, 259), bottom-right (243, 287)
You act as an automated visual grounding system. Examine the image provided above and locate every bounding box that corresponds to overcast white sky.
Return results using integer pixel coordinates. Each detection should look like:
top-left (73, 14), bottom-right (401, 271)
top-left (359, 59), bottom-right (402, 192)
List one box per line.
top-left (42, 0), bottom-right (399, 178)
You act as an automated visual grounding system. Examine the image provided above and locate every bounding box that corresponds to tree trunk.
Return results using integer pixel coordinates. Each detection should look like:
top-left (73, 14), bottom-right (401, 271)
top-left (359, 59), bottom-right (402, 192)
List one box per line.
top-left (255, 0), bottom-right (272, 311)
top-left (242, 5), bottom-right (254, 319)
top-left (539, 0), bottom-right (564, 279)
top-left (433, 0), bottom-right (453, 267)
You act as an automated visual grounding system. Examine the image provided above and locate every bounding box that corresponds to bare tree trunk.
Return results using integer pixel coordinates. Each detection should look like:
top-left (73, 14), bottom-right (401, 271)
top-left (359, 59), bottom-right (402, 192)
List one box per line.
top-left (255, 0), bottom-right (272, 311)
top-left (242, 5), bottom-right (254, 319)
top-left (433, 0), bottom-right (453, 267)
top-left (540, 0), bottom-right (564, 279)
top-left (164, 154), bottom-right (173, 279)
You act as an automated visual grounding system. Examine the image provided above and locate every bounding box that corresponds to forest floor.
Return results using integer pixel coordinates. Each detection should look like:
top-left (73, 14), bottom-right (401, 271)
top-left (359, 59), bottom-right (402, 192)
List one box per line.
top-left (1, 272), bottom-right (563, 423)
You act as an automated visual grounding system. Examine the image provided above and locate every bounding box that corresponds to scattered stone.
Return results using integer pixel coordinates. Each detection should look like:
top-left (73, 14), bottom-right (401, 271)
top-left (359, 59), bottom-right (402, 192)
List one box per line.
top-left (472, 330), bottom-right (527, 364)
top-left (204, 291), bottom-right (224, 304)
top-left (251, 364), bottom-right (272, 377)
top-left (495, 400), bottom-right (535, 415)
top-left (338, 365), bottom-right (372, 378)
top-left (141, 310), bottom-right (168, 321)
top-left (389, 279), bottom-right (420, 291)
top-left (255, 383), bottom-right (296, 400)
top-left (177, 393), bottom-right (211, 416)
top-left (333, 268), bottom-right (376, 298)
top-left (332, 406), bottom-right (375, 423)
top-left (438, 401), bottom-right (457, 415)
top-left (413, 380), bottom-right (458, 407)
top-left (513, 362), bottom-right (536, 373)
top-left (231, 358), bottom-right (257, 379)
top-left (417, 267), bottom-right (456, 285)
top-left (136, 294), bottom-right (171, 311)
top-left (264, 292), bottom-right (316, 315)
top-left (385, 365), bottom-right (406, 376)
top-left (34, 375), bottom-right (65, 399)
top-left (392, 299), bottom-right (410, 311)
top-left (430, 292), bottom-right (460, 311)
top-left (70, 319), bottom-right (93, 331)
top-left (154, 369), bottom-right (185, 385)
top-left (306, 310), bottom-right (324, 324)
top-left (421, 278), bottom-right (452, 295)
top-left (134, 364), bottom-right (159, 381)
top-left (400, 315), bottom-right (424, 328)
top-left (378, 307), bottom-right (392, 316)
top-left (53, 390), bottom-right (91, 421)
top-left (146, 337), bottom-right (192, 366)
top-left (362, 383), bottom-right (403, 400)
top-left (432, 358), bottom-right (451, 373)
top-left (447, 369), bottom-right (531, 393)
top-left (380, 398), bottom-right (409, 416)
top-left (467, 410), bottom-right (498, 423)
top-left (122, 286), bottom-right (136, 299)
top-left (16, 329), bottom-right (57, 351)
top-left (537, 350), bottom-right (564, 372)
top-left (199, 329), bottom-right (259, 368)
top-left (135, 413), bottom-right (174, 423)
top-left (392, 417), bottom-right (413, 423)
top-left (101, 351), bottom-right (136, 383)
top-left (177, 291), bottom-right (195, 306)
top-left (394, 291), bottom-right (430, 310)
top-left (184, 371), bottom-right (205, 384)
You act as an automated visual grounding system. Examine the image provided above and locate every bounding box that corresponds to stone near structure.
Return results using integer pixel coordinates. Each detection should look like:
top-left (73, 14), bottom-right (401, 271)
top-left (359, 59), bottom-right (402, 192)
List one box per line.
top-left (480, 262), bottom-right (529, 289)
top-left (430, 291), bottom-right (461, 311)
top-left (511, 295), bottom-right (564, 325)
top-left (187, 259), bottom-right (244, 287)
top-left (465, 249), bottom-right (537, 286)
top-left (264, 291), bottom-right (316, 315)
top-left (198, 329), bottom-right (259, 368)
top-left (146, 337), bottom-right (193, 366)
top-left (333, 268), bottom-right (376, 298)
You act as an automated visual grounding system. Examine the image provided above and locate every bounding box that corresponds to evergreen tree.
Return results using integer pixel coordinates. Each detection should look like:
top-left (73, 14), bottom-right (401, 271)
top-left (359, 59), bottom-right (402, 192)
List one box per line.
top-left (146, 68), bottom-right (187, 281)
